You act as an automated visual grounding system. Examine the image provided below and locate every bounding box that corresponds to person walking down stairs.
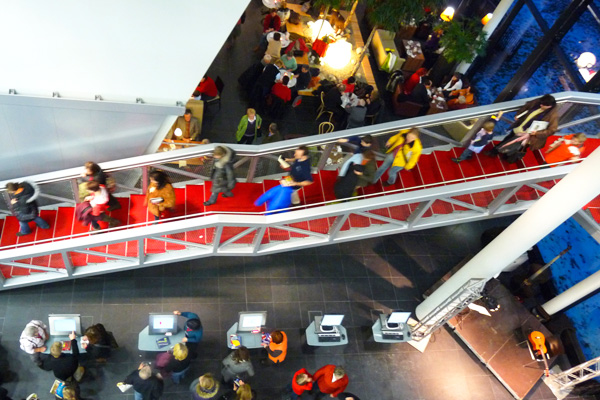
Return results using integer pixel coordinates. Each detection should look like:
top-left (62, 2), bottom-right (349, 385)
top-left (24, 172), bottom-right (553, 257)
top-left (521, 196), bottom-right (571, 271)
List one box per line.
top-left (6, 181), bottom-right (50, 237)
top-left (204, 146), bottom-right (237, 206)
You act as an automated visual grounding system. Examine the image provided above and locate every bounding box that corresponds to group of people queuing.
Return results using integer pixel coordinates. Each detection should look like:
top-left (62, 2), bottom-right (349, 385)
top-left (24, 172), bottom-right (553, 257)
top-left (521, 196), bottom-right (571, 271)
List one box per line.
top-left (14, 311), bottom-right (359, 400)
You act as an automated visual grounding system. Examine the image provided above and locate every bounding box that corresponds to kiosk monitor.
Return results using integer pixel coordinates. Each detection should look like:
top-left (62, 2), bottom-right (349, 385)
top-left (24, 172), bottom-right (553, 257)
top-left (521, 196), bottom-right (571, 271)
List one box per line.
top-left (386, 311), bottom-right (411, 329)
top-left (48, 314), bottom-right (82, 336)
top-left (148, 313), bottom-right (178, 335)
top-left (320, 314), bottom-right (345, 332)
top-left (238, 312), bottom-right (267, 332)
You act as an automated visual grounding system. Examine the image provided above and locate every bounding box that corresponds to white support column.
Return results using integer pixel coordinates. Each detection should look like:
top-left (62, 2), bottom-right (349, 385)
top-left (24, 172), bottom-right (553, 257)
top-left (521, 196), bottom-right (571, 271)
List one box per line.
top-left (541, 269), bottom-right (600, 316)
top-left (455, 0), bottom-right (517, 74)
top-left (416, 148), bottom-right (600, 320)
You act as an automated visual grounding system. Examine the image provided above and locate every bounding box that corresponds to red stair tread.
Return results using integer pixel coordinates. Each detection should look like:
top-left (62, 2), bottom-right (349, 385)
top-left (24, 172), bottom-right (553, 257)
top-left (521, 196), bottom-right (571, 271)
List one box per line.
top-left (456, 149), bottom-right (485, 179)
top-left (165, 188), bottom-right (186, 251)
top-left (398, 167), bottom-right (423, 190)
top-left (435, 150), bottom-right (464, 183)
top-left (589, 208), bottom-right (600, 223)
top-left (478, 153), bottom-right (507, 176)
top-left (71, 214), bottom-right (92, 267)
top-left (417, 154), bottom-right (444, 186)
top-left (185, 185), bottom-right (206, 245)
top-left (302, 173), bottom-right (326, 205)
top-left (0, 217), bottom-right (20, 248)
top-left (581, 138), bottom-right (600, 158)
top-left (203, 182), bottom-right (265, 213)
top-left (319, 170), bottom-right (338, 202)
top-left (128, 194), bottom-right (149, 227)
top-left (106, 198), bottom-right (131, 257)
top-left (28, 210), bottom-right (58, 269)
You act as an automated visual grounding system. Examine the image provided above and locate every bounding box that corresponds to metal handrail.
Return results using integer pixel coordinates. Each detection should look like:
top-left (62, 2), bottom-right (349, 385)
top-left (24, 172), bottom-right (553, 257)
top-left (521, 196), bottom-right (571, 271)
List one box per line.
top-left (1, 91), bottom-right (599, 188)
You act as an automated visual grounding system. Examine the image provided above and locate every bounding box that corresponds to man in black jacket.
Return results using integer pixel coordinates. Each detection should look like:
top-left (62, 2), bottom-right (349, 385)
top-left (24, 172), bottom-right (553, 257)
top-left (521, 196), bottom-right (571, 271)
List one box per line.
top-left (410, 78), bottom-right (432, 107)
top-left (41, 331), bottom-right (81, 381)
top-left (6, 181), bottom-right (50, 237)
top-left (124, 363), bottom-right (164, 400)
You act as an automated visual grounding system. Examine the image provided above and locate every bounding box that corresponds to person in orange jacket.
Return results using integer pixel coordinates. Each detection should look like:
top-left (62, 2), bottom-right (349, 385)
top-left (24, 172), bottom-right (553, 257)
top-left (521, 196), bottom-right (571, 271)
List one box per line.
top-left (312, 365), bottom-right (348, 398)
top-left (262, 330), bottom-right (287, 365)
top-left (544, 133), bottom-right (587, 166)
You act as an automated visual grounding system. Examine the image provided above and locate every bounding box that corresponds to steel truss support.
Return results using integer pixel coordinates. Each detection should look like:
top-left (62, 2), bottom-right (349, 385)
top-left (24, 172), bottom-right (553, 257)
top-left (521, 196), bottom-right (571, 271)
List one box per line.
top-left (410, 278), bottom-right (487, 341)
top-left (551, 355), bottom-right (600, 391)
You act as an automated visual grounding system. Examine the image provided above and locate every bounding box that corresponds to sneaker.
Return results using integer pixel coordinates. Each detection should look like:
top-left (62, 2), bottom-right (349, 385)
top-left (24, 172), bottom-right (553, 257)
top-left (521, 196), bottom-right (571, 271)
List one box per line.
top-left (222, 192), bottom-right (234, 198)
top-left (451, 157), bottom-right (461, 163)
top-left (16, 232), bottom-right (29, 237)
top-left (383, 181), bottom-right (395, 187)
top-left (203, 201), bottom-right (215, 206)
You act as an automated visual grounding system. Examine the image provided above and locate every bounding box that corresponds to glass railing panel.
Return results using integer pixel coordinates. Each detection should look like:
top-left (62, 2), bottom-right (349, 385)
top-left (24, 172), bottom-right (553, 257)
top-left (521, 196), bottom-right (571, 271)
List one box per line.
top-left (36, 180), bottom-right (76, 207)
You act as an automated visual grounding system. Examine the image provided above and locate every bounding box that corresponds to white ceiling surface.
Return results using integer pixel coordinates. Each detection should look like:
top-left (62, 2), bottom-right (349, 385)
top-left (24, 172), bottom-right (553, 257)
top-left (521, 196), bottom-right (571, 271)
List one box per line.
top-left (0, 0), bottom-right (249, 105)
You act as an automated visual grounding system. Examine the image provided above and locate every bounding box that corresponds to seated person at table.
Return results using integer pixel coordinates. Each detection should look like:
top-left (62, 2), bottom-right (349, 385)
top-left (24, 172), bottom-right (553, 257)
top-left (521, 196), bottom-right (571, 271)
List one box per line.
top-left (41, 332), bottom-right (82, 382)
top-left (265, 32), bottom-right (282, 60)
top-left (404, 67), bottom-right (428, 94)
top-left (342, 76), bottom-right (356, 93)
top-left (271, 76), bottom-right (292, 103)
top-left (263, 8), bottom-right (281, 33)
top-left (173, 310), bottom-right (203, 358)
top-left (442, 73), bottom-right (463, 97)
top-left (193, 76), bottom-right (218, 101)
top-left (452, 119), bottom-right (498, 163)
top-left (544, 133), bottom-right (587, 166)
top-left (345, 99), bottom-right (367, 129)
top-left (280, 52), bottom-right (297, 72)
top-left (252, 56), bottom-right (280, 106)
top-left (166, 109), bottom-right (200, 141)
top-left (324, 84), bottom-right (347, 122)
top-left (447, 86), bottom-right (475, 110)
top-left (295, 65), bottom-right (311, 90)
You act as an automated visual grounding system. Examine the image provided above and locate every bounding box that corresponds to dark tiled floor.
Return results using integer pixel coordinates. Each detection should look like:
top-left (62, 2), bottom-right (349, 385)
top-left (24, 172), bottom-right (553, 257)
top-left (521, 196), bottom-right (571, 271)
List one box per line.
top-left (2, 217), bottom-right (595, 400)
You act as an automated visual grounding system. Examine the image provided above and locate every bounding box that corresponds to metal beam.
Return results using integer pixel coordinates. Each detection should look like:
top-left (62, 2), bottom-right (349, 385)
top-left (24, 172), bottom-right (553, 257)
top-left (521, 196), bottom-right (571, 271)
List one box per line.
top-left (73, 249), bottom-right (137, 262)
top-left (271, 224), bottom-right (328, 239)
top-left (328, 214), bottom-right (350, 241)
top-left (487, 185), bottom-right (522, 214)
top-left (418, 128), bottom-right (462, 146)
top-left (219, 228), bottom-right (257, 248)
top-left (153, 164), bottom-right (207, 180)
top-left (0, 260), bottom-right (64, 273)
top-left (441, 197), bottom-right (487, 214)
top-left (408, 200), bottom-right (435, 228)
top-left (252, 227), bottom-right (267, 254)
top-left (355, 211), bottom-right (408, 227)
top-left (212, 226), bottom-right (223, 254)
top-left (151, 236), bottom-right (211, 249)
top-left (61, 251), bottom-right (74, 276)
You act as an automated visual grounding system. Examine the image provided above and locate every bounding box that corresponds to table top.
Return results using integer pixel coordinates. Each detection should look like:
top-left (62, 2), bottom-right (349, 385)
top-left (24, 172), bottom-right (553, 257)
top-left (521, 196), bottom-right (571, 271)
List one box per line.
top-left (305, 322), bottom-right (348, 346)
top-left (371, 320), bottom-right (411, 343)
top-left (403, 40), bottom-right (425, 60)
top-left (43, 336), bottom-right (87, 354)
top-left (267, 31), bottom-right (291, 48)
top-left (138, 325), bottom-right (186, 351)
top-left (226, 323), bottom-right (264, 349)
top-left (262, 0), bottom-right (283, 8)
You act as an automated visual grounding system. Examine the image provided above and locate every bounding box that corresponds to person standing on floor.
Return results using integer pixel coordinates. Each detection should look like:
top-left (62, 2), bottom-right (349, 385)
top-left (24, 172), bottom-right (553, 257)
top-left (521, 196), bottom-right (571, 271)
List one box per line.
top-left (162, 343), bottom-right (191, 384)
top-left (81, 323), bottom-right (113, 363)
top-left (144, 171), bottom-right (176, 220)
top-left (172, 310), bottom-right (203, 357)
top-left (312, 365), bottom-right (349, 399)
top-left (236, 108), bottom-right (262, 145)
top-left (203, 146), bottom-right (237, 206)
top-left (190, 373), bottom-right (222, 400)
top-left (373, 129), bottom-right (422, 187)
top-left (41, 332), bottom-right (83, 382)
top-left (261, 330), bottom-right (287, 365)
top-left (19, 320), bottom-right (49, 366)
top-left (122, 363), bottom-right (163, 400)
top-left (6, 181), bottom-right (49, 237)
top-left (221, 346), bottom-right (255, 383)
top-left (262, 123), bottom-right (282, 144)
top-left (289, 368), bottom-right (313, 399)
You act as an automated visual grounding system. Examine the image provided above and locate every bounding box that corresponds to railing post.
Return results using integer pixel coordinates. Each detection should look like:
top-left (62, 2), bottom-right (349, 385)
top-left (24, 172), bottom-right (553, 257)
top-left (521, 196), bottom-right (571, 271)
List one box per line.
top-left (328, 214), bottom-right (350, 241)
top-left (138, 239), bottom-right (145, 264)
top-left (252, 227), bottom-right (267, 253)
top-left (70, 178), bottom-right (80, 204)
top-left (142, 166), bottom-right (149, 194)
top-left (317, 143), bottom-right (335, 170)
top-left (246, 157), bottom-right (259, 183)
top-left (212, 226), bottom-right (223, 254)
top-left (407, 200), bottom-right (435, 228)
top-left (61, 251), bottom-right (74, 276)
top-left (487, 185), bottom-right (522, 215)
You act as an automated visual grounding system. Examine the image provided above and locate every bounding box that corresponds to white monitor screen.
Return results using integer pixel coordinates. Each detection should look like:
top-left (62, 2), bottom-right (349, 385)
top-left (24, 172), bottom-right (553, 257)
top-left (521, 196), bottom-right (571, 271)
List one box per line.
top-left (321, 314), bottom-right (344, 326)
top-left (153, 316), bottom-right (175, 330)
top-left (54, 319), bottom-right (76, 332)
top-left (238, 312), bottom-right (267, 331)
top-left (388, 312), bottom-right (411, 324)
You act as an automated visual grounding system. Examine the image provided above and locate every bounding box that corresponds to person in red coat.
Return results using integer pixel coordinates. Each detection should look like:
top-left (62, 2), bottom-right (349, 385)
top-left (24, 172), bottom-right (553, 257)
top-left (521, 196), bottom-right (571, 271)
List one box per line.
top-left (193, 76), bottom-right (218, 100)
top-left (312, 365), bottom-right (348, 398)
top-left (263, 9), bottom-right (281, 33)
top-left (404, 67), bottom-right (428, 94)
top-left (271, 76), bottom-right (292, 103)
top-left (290, 368), bottom-right (313, 399)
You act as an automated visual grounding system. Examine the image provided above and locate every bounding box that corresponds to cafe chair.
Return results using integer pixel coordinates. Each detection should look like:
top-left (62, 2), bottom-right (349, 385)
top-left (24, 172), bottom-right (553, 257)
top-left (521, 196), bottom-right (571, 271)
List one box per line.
top-left (318, 122), bottom-right (334, 134)
top-left (205, 76), bottom-right (225, 110)
top-left (315, 92), bottom-right (334, 122)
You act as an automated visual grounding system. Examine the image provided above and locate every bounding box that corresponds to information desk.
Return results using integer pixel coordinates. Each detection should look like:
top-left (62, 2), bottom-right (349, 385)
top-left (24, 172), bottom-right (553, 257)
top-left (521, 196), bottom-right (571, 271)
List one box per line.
top-left (226, 323), bottom-right (264, 349)
top-left (371, 319), bottom-right (411, 343)
top-left (305, 322), bottom-right (348, 347)
top-left (42, 336), bottom-right (87, 354)
top-left (138, 326), bottom-right (186, 352)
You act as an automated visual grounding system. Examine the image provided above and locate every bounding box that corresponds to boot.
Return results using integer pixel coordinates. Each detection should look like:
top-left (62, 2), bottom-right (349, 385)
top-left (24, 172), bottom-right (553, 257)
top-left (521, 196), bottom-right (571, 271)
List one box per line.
top-left (101, 214), bottom-right (120, 228)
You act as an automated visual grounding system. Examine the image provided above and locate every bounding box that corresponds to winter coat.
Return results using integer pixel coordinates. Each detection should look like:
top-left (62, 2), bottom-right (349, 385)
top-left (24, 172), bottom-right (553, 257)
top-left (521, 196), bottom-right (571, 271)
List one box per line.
top-left (144, 183), bottom-right (176, 217)
top-left (210, 147), bottom-right (237, 194)
top-left (510, 99), bottom-right (558, 150)
top-left (334, 164), bottom-right (364, 199)
top-left (236, 115), bottom-right (263, 142)
top-left (385, 131), bottom-right (423, 170)
top-left (9, 181), bottom-right (40, 222)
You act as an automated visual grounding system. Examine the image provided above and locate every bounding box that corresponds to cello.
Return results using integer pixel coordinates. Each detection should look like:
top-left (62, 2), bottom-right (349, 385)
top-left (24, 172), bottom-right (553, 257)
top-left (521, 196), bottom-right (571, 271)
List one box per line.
top-left (528, 330), bottom-right (550, 377)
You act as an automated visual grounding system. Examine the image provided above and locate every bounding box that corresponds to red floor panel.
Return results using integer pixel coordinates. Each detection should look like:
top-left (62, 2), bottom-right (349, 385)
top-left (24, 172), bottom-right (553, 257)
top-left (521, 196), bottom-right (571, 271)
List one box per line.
top-left (457, 149), bottom-right (486, 179)
top-left (165, 189), bottom-right (187, 251)
top-left (302, 173), bottom-right (326, 205)
top-left (0, 217), bottom-right (20, 248)
top-left (106, 198), bottom-right (131, 257)
top-left (28, 210), bottom-right (59, 269)
top-left (128, 194), bottom-right (150, 227)
top-left (580, 138), bottom-right (600, 158)
top-left (435, 150), bottom-right (465, 183)
top-left (589, 208), bottom-right (600, 223)
top-left (478, 153), bottom-right (507, 177)
top-left (319, 170), bottom-right (338, 202)
top-left (203, 182), bottom-right (265, 213)
top-left (398, 167), bottom-right (424, 191)
top-left (431, 199), bottom-right (455, 215)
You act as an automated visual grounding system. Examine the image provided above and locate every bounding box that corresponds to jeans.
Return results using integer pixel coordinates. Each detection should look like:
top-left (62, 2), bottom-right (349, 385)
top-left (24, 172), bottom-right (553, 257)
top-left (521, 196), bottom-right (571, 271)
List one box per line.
top-left (19, 216), bottom-right (50, 235)
top-left (134, 390), bottom-right (143, 400)
top-left (373, 152), bottom-right (404, 185)
top-left (457, 148), bottom-right (474, 161)
top-left (171, 366), bottom-right (189, 384)
top-left (238, 135), bottom-right (255, 145)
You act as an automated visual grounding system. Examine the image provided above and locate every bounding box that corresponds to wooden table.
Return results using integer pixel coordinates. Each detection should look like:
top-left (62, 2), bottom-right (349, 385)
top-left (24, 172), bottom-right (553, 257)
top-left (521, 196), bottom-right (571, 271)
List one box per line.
top-left (402, 40), bottom-right (425, 72)
top-left (427, 97), bottom-right (448, 115)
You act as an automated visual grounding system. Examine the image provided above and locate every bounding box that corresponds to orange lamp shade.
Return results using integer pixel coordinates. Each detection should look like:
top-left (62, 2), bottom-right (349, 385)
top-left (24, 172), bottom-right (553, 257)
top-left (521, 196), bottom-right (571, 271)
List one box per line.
top-left (481, 13), bottom-right (493, 25)
top-left (440, 7), bottom-right (455, 22)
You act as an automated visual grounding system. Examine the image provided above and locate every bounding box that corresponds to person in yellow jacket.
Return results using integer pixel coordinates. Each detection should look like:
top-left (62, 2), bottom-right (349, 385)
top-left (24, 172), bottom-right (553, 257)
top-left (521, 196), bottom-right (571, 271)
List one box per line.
top-left (145, 170), bottom-right (176, 220)
top-left (373, 129), bottom-right (422, 186)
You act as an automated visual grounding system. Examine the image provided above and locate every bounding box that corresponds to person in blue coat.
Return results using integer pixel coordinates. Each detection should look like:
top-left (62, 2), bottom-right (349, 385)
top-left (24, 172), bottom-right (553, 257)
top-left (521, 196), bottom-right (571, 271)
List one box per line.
top-left (173, 310), bottom-right (203, 358)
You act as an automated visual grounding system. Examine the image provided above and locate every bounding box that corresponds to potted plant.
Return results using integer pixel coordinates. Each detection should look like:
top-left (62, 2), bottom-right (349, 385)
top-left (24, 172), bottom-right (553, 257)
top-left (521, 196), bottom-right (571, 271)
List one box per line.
top-left (438, 18), bottom-right (487, 64)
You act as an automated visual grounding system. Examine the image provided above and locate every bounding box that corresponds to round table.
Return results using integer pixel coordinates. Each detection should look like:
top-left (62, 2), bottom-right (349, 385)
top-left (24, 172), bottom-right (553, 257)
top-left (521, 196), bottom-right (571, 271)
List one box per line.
top-left (262, 0), bottom-right (282, 8)
top-left (267, 31), bottom-right (291, 48)
top-left (276, 70), bottom-right (297, 88)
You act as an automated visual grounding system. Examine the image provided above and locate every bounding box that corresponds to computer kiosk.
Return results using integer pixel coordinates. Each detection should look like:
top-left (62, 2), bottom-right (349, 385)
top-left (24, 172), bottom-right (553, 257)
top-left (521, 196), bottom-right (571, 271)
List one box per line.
top-left (372, 311), bottom-right (412, 343)
top-left (44, 314), bottom-right (87, 354)
top-left (138, 313), bottom-right (186, 351)
top-left (226, 311), bottom-right (268, 349)
top-left (306, 314), bottom-right (348, 346)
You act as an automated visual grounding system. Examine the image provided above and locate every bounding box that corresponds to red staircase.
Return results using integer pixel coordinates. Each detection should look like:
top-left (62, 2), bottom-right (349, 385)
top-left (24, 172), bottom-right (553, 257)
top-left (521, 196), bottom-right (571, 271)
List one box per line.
top-left (1, 136), bottom-right (599, 280)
